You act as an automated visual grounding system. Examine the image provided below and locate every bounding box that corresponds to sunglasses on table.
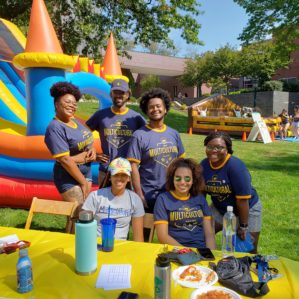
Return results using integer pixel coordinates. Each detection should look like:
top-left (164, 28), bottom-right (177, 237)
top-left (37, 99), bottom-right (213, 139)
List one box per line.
top-left (206, 145), bottom-right (227, 152)
top-left (174, 176), bottom-right (192, 182)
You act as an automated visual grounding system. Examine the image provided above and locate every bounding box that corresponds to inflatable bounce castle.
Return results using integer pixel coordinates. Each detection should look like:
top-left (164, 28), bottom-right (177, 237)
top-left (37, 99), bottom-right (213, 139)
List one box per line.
top-left (0, 0), bottom-right (128, 208)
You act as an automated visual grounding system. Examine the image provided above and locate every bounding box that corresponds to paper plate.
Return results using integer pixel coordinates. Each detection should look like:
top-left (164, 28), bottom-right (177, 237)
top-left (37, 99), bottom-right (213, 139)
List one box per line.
top-left (172, 265), bottom-right (218, 289)
top-left (190, 286), bottom-right (242, 299)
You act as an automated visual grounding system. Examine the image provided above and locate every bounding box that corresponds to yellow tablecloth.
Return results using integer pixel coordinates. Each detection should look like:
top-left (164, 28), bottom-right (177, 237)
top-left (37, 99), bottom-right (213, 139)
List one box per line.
top-left (0, 226), bottom-right (298, 299)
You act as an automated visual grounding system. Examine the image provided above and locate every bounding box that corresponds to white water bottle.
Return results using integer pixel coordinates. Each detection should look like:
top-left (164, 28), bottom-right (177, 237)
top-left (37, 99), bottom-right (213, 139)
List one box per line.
top-left (222, 206), bottom-right (237, 257)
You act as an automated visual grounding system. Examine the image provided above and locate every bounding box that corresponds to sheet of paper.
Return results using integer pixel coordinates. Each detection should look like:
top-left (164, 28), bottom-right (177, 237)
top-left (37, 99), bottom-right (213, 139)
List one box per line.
top-left (96, 264), bottom-right (132, 290)
top-left (0, 234), bottom-right (19, 244)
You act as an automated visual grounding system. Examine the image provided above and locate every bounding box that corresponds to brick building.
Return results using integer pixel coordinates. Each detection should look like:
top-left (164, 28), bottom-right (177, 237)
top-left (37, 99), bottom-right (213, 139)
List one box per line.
top-left (119, 51), bottom-right (210, 98)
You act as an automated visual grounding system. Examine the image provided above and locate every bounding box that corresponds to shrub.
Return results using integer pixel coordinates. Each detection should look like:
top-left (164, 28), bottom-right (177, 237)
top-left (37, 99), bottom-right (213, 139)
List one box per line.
top-left (262, 80), bottom-right (283, 91)
top-left (140, 74), bottom-right (160, 92)
top-left (129, 96), bottom-right (138, 104)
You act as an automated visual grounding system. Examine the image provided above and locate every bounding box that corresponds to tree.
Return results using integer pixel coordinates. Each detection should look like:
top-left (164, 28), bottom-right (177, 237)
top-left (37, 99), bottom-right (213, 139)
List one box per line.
top-left (144, 42), bottom-right (180, 57)
top-left (0, 0), bottom-right (203, 60)
top-left (239, 41), bottom-right (290, 85)
top-left (181, 51), bottom-right (214, 96)
top-left (208, 45), bottom-right (241, 94)
top-left (234, 0), bottom-right (299, 55)
top-left (182, 46), bottom-right (241, 95)
top-left (140, 74), bottom-right (160, 92)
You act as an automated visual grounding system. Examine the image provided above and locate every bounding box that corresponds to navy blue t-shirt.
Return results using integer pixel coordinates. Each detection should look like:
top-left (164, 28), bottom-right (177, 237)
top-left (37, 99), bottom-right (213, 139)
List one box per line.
top-left (45, 118), bottom-right (94, 158)
top-left (127, 124), bottom-right (185, 208)
top-left (201, 154), bottom-right (259, 215)
top-left (86, 107), bottom-right (146, 170)
top-left (154, 191), bottom-right (211, 248)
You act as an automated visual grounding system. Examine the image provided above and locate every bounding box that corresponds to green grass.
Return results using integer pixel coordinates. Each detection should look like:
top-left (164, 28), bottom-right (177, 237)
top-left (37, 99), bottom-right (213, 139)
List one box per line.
top-left (1, 101), bottom-right (299, 261)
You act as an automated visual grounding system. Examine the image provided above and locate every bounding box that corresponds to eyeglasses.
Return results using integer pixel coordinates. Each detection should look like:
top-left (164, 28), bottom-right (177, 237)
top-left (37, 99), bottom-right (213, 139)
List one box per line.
top-left (174, 176), bottom-right (192, 182)
top-left (61, 100), bottom-right (78, 108)
top-left (206, 145), bottom-right (227, 152)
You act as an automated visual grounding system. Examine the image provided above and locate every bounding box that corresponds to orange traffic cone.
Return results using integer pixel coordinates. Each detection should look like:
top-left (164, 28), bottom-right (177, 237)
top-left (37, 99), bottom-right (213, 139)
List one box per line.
top-left (242, 132), bottom-right (247, 142)
top-left (188, 127), bottom-right (193, 135)
top-left (271, 131), bottom-right (275, 142)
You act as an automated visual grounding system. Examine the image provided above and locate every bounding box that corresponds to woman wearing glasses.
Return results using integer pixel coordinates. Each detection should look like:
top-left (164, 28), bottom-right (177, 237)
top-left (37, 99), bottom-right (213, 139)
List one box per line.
top-left (45, 82), bottom-right (96, 213)
top-left (201, 131), bottom-right (261, 252)
top-left (153, 158), bottom-right (216, 249)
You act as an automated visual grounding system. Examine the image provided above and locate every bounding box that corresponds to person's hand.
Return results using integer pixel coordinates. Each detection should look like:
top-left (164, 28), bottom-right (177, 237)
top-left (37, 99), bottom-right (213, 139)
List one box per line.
top-left (80, 180), bottom-right (89, 200)
top-left (85, 148), bottom-right (96, 162)
top-left (237, 227), bottom-right (247, 240)
top-left (96, 153), bottom-right (110, 164)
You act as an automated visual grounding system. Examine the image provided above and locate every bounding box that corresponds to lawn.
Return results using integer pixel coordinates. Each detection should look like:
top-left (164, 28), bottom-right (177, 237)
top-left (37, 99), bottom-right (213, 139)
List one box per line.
top-left (1, 101), bottom-right (298, 261)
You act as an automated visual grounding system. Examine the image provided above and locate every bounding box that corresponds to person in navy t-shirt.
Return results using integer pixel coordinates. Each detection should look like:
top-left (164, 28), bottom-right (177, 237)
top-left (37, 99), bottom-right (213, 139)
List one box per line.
top-left (154, 158), bottom-right (216, 249)
top-left (200, 131), bottom-right (262, 252)
top-left (86, 79), bottom-right (146, 187)
top-left (127, 88), bottom-right (185, 212)
top-left (45, 82), bottom-right (96, 221)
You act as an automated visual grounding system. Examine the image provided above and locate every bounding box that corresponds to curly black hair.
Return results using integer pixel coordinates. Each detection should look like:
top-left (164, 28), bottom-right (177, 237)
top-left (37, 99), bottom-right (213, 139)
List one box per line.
top-left (165, 157), bottom-right (205, 197)
top-left (50, 82), bottom-right (82, 103)
top-left (139, 88), bottom-right (171, 114)
top-left (204, 131), bottom-right (234, 154)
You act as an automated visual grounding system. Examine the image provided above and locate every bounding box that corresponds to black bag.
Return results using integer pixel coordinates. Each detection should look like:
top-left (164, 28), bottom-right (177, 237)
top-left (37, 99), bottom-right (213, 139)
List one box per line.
top-left (214, 256), bottom-right (270, 297)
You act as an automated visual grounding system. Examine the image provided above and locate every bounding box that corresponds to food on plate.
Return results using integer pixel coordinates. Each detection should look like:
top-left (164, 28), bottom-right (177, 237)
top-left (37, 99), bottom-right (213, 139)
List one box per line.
top-left (179, 265), bottom-right (202, 282)
top-left (205, 271), bottom-right (216, 283)
top-left (196, 290), bottom-right (233, 299)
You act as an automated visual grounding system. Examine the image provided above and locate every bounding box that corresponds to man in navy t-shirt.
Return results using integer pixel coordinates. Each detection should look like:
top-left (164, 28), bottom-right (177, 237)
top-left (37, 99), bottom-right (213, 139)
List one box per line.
top-left (127, 88), bottom-right (185, 212)
top-left (86, 79), bottom-right (146, 186)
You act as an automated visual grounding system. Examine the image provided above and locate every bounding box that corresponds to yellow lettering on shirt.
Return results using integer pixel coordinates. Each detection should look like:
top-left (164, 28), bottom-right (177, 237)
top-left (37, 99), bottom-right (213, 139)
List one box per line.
top-left (169, 209), bottom-right (203, 221)
top-left (149, 146), bottom-right (178, 157)
top-left (77, 135), bottom-right (94, 151)
top-left (104, 128), bottom-right (133, 137)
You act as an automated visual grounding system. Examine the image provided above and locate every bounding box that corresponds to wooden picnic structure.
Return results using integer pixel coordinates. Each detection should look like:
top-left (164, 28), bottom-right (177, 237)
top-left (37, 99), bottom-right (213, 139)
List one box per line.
top-left (188, 94), bottom-right (280, 136)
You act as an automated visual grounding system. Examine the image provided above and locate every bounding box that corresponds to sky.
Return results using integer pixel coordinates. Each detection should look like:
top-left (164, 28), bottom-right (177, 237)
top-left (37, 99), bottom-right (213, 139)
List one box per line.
top-left (172, 0), bottom-right (249, 57)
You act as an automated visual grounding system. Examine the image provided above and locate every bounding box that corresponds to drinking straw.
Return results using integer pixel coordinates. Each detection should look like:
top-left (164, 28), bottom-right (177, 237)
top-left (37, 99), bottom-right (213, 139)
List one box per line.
top-left (108, 205), bottom-right (111, 219)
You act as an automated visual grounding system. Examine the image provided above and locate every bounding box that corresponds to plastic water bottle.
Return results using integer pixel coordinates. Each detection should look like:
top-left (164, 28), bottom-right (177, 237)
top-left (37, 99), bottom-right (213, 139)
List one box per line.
top-left (222, 206), bottom-right (237, 257)
top-left (154, 256), bottom-right (171, 299)
top-left (17, 248), bottom-right (33, 293)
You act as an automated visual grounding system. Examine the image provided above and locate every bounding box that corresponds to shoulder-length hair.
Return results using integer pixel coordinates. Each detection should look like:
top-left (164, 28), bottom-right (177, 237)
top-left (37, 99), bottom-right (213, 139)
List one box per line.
top-left (165, 158), bottom-right (205, 197)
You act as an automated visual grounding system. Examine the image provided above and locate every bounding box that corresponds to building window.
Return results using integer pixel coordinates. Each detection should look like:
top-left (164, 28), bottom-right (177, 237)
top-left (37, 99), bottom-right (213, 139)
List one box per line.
top-left (279, 77), bottom-right (298, 84)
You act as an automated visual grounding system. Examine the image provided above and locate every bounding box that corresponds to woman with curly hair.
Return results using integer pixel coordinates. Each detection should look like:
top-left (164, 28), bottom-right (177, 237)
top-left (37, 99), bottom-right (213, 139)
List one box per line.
top-left (201, 131), bottom-right (262, 252)
top-left (45, 82), bottom-right (96, 215)
top-left (153, 158), bottom-right (216, 249)
top-left (127, 88), bottom-right (185, 212)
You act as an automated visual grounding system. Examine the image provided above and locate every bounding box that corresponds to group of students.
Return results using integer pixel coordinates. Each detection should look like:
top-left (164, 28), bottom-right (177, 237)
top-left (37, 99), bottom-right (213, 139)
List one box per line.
top-left (279, 106), bottom-right (299, 139)
top-left (44, 79), bottom-right (262, 252)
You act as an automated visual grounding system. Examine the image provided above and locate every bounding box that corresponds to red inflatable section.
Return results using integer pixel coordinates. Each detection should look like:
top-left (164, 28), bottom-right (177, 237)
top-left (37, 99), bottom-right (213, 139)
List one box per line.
top-left (0, 175), bottom-right (62, 208)
top-left (0, 175), bottom-right (98, 209)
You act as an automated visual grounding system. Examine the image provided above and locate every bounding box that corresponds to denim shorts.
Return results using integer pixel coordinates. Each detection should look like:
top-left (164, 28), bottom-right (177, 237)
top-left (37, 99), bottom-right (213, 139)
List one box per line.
top-left (53, 162), bottom-right (92, 193)
top-left (211, 200), bottom-right (262, 232)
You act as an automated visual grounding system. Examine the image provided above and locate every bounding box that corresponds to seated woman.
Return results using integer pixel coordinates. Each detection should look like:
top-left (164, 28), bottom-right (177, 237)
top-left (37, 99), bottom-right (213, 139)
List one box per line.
top-left (201, 131), bottom-right (262, 253)
top-left (154, 158), bottom-right (216, 249)
top-left (82, 157), bottom-right (145, 241)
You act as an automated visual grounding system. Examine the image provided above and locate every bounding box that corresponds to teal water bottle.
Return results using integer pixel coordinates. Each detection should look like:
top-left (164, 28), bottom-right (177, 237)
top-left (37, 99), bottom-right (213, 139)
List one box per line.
top-left (17, 248), bottom-right (33, 293)
top-left (75, 210), bottom-right (97, 275)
